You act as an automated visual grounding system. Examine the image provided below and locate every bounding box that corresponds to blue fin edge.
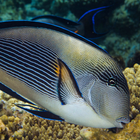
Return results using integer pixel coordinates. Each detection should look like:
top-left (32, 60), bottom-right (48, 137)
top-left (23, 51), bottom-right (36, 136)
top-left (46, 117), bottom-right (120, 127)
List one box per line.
top-left (58, 58), bottom-right (83, 105)
top-left (78, 6), bottom-right (110, 22)
top-left (0, 82), bottom-right (35, 105)
top-left (0, 20), bottom-right (108, 54)
top-left (15, 104), bottom-right (64, 121)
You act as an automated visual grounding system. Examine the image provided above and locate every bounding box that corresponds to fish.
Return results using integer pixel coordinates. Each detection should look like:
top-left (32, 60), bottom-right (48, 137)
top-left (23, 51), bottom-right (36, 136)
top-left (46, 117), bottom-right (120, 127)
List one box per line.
top-left (0, 20), bottom-right (130, 128)
top-left (31, 6), bottom-right (110, 39)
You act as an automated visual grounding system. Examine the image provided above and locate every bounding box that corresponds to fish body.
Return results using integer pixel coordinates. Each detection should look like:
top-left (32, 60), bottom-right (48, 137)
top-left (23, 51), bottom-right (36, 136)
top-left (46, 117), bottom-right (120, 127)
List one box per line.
top-left (0, 21), bottom-right (130, 128)
top-left (32, 6), bottom-right (109, 39)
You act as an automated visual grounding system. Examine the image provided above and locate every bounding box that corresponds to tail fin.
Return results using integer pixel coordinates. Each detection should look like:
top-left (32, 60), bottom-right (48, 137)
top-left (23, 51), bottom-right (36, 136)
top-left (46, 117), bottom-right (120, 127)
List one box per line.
top-left (78, 6), bottom-right (111, 39)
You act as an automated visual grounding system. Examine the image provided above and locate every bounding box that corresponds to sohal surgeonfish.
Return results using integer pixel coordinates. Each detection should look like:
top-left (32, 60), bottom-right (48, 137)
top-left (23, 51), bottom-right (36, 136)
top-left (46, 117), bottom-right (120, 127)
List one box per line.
top-left (0, 20), bottom-right (130, 128)
top-left (32, 6), bottom-right (109, 39)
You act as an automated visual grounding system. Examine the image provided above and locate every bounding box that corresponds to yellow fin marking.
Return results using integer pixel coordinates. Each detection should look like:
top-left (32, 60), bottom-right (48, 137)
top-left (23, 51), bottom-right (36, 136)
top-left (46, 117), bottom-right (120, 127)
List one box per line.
top-left (54, 61), bottom-right (60, 77)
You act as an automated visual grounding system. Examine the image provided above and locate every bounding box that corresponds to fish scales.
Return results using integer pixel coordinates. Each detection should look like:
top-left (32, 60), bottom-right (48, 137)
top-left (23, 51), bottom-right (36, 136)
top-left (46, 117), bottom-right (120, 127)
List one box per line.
top-left (0, 21), bottom-right (130, 128)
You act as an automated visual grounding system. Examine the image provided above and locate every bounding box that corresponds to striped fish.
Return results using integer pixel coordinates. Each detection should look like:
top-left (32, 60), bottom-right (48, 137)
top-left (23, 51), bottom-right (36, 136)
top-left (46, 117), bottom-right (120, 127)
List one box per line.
top-left (0, 21), bottom-right (130, 128)
top-left (32, 6), bottom-right (110, 39)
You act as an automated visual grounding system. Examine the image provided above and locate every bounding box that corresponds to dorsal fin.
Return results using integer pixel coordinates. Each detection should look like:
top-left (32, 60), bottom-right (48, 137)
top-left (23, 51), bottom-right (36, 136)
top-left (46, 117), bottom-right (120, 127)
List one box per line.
top-left (0, 20), bottom-right (108, 54)
top-left (32, 15), bottom-right (79, 26)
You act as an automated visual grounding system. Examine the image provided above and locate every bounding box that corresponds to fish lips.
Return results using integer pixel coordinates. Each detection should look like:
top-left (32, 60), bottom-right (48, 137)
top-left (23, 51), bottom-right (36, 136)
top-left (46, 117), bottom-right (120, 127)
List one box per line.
top-left (116, 116), bottom-right (130, 128)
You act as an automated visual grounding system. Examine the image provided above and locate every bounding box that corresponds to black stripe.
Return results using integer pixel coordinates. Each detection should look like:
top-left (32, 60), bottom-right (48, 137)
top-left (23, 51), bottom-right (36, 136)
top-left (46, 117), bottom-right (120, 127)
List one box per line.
top-left (0, 39), bottom-right (58, 72)
top-left (1, 47), bottom-right (57, 82)
top-left (1, 46), bottom-right (57, 79)
top-left (0, 38), bottom-right (60, 98)
top-left (1, 60), bottom-right (56, 94)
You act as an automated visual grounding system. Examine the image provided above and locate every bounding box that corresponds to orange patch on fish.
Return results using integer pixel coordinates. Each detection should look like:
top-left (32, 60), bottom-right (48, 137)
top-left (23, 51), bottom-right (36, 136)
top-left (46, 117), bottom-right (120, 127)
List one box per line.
top-left (54, 61), bottom-right (60, 77)
top-left (74, 30), bottom-right (78, 33)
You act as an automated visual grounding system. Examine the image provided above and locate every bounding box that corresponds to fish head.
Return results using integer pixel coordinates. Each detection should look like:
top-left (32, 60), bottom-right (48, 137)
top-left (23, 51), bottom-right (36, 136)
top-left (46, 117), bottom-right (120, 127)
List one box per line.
top-left (90, 76), bottom-right (130, 128)
top-left (79, 63), bottom-right (130, 128)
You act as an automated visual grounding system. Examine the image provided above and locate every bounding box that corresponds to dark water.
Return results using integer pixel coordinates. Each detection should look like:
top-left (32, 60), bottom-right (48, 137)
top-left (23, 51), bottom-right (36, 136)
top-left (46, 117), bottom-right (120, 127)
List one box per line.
top-left (1, 0), bottom-right (139, 68)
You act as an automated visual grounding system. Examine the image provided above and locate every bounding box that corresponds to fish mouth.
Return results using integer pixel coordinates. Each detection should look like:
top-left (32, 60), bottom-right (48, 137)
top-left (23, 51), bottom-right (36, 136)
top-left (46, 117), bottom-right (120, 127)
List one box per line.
top-left (120, 122), bottom-right (127, 128)
top-left (116, 117), bottom-right (130, 128)
top-left (115, 122), bottom-right (123, 128)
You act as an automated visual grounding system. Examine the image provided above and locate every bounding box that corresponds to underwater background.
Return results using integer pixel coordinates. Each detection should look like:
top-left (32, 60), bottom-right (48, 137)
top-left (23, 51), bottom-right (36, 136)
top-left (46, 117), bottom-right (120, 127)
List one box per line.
top-left (0, 0), bottom-right (140, 139)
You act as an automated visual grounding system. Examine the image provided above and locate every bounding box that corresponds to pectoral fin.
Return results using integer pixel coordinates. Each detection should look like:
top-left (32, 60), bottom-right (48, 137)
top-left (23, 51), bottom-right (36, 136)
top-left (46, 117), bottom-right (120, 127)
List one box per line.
top-left (58, 59), bottom-right (83, 105)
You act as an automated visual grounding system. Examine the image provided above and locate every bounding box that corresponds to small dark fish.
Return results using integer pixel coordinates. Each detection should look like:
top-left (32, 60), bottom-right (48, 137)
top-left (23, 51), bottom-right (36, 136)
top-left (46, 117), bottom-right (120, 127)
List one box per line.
top-left (0, 20), bottom-right (130, 128)
top-left (32, 6), bottom-right (109, 39)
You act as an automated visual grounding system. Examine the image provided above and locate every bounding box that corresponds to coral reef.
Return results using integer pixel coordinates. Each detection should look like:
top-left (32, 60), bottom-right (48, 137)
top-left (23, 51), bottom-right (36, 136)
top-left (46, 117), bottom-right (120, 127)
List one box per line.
top-left (111, 0), bottom-right (140, 36)
top-left (94, 0), bottom-right (140, 67)
top-left (0, 0), bottom-right (48, 21)
top-left (0, 0), bottom-right (140, 65)
top-left (1, 0), bottom-right (140, 139)
top-left (79, 63), bottom-right (140, 140)
top-left (123, 63), bottom-right (140, 118)
top-left (0, 0), bottom-right (26, 20)
top-left (0, 113), bottom-right (82, 140)
top-left (1, 0), bottom-right (140, 66)
top-left (80, 113), bottom-right (140, 140)
top-left (31, 0), bottom-right (114, 17)
top-left (0, 115), bottom-right (22, 140)
top-left (16, 115), bottom-right (82, 140)
top-left (1, 64), bottom-right (140, 139)
top-left (0, 90), bottom-right (83, 140)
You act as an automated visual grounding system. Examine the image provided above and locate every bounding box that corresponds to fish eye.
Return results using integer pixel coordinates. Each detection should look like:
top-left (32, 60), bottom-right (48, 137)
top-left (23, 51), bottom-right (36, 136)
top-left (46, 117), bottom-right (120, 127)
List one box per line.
top-left (108, 77), bottom-right (117, 86)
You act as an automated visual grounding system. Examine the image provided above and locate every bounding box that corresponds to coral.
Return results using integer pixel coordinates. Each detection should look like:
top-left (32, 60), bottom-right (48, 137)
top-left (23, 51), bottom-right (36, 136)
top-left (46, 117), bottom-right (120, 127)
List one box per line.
top-left (0, 115), bottom-right (22, 140)
top-left (110, 0), bottom-right (140, 36)
top-left (1, 64), bottom-right (140, 139)
top-left (19, 115), bottom-right (82, 140)
top-left (96, 0), bottom-right (140, 64)
top-left (123, 63), bottom-right (140, 118)
top-left (0, 90), bottom-right (27, 118)
top-left (0, 91), bottom-right (83, 139)
top-left (31, 0), bottom-right (114, 18)
top-left (0, 115), bottom-right (22, 132)
top-left (0, 0), bottom-right (47, 21)
top-left (0, 119), bottom-right (9, 140)
top-left (0, 0), bottom-right (26, 20)
top-left (1, 0), bottom-right (140, 139)
top-left (125, 0), bottom-right (140, 11)
top-left (111, 5), bottom-right (134, 35)
top-left (0, 113), bottom-right (82, 140)
top-left (80, 114), bottom-right (140, 140)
